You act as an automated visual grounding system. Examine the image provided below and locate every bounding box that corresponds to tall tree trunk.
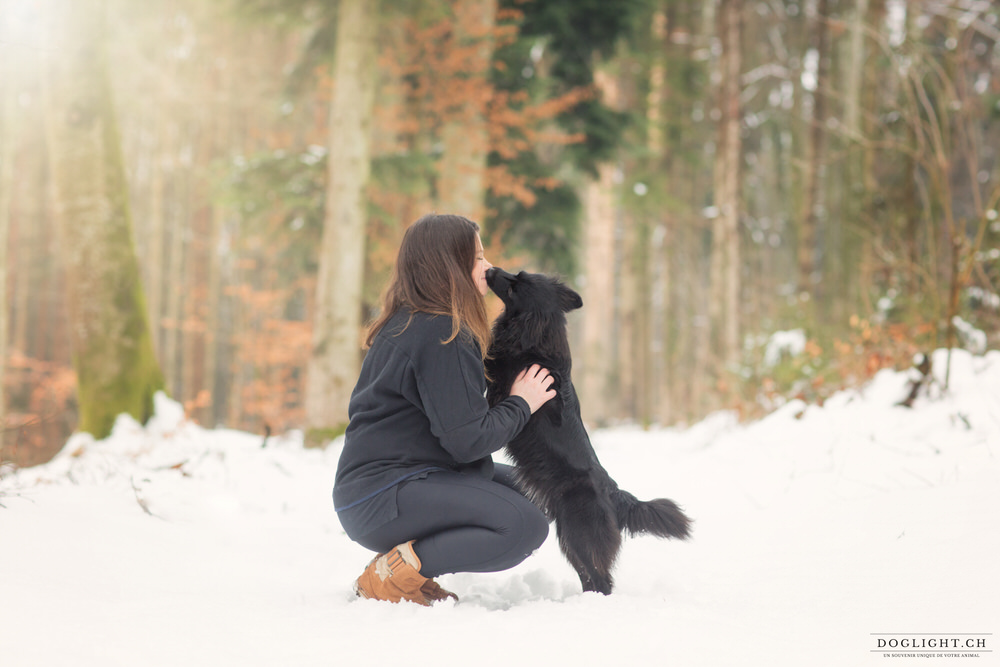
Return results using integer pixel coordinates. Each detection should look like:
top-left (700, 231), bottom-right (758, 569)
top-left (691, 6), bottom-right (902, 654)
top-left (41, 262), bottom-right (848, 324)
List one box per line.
top-left (579, 69), bottom-right (619, 428)
top-left (42, 0), bottom-right (164, 439)
top-left (183, 200), bottom-right (207, 413)
top-left (654, 221), bottom-right (672, 424)
top-left (146, 105), bottom-right (168, 360)
top-left (580, 159), bottom-right (617, 428)
top-left (12, 158), bottom-right (35, 358)
top-left (163, 146), bottom-right (186, 398)
top-left (305, 0), bottom-right (378, 441)
top-left (227, 279), bottom-right (248, 430)
top-left (690, 216), bottom-right (712, 418)
top-left (632, 217), bottom-right (653, 426)
top-left (202, 54), bottom-right (228, 424)
top-left (857, 0), bottom-right (887, 315)
top-left (618, 211), bottom-right (637, 420)
top-left (711, 0), bottom-right (743, 380)
top-left (843, 0), bottom-right (868, 140)
top-left (648, 6), bottom-right (672, 425)
top-left (904, 6), bottom-right (930, 330)
top-left (0, 43), bottom-right (15, 434)
top-left (203, 202), bottom-right (225, 426)
top-left (841, 0), bottom-right (870, 320)
top-left (436, 0), bottom-right (497, 222)
top-left (796, 0), bottom-right (830, 315)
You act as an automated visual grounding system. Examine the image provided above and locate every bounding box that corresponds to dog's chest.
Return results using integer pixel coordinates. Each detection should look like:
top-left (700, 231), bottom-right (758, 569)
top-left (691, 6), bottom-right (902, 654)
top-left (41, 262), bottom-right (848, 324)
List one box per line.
top-left (507, 408), bottom-right (597, 474)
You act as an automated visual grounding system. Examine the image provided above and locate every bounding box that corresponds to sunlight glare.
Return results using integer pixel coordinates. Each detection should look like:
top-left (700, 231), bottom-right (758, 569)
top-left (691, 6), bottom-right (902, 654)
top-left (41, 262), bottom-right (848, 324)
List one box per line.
top-left (0, 0), bottom-right (46, 51)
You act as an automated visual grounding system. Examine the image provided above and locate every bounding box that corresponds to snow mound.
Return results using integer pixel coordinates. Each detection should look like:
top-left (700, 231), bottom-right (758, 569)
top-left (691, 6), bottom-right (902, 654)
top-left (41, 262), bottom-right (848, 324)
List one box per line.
top-left (2, 350), bottom-right (998, 667)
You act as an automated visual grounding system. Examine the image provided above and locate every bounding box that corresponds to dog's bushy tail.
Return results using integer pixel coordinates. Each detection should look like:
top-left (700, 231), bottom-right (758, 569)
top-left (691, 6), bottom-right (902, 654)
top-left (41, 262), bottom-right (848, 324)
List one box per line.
top-left (613, 489), bottom-right (692, 540)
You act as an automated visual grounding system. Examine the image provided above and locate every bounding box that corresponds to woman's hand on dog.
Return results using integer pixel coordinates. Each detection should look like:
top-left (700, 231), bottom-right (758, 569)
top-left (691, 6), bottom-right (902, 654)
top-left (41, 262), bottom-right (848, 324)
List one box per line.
top-left (510, 364), bottom-right (557, 414)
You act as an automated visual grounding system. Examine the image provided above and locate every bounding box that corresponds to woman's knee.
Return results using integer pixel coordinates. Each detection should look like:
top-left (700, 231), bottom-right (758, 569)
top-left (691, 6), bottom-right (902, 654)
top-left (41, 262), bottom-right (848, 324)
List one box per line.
top-left (522, 504), bottom-right (549, 551)
top-left (502, 500), bottom-right (548, 567)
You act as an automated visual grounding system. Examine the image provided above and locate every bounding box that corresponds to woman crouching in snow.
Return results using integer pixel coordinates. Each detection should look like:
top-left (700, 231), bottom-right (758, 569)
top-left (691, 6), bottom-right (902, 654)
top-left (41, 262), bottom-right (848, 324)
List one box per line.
top-left (333, 213), bottom-right (555, 605)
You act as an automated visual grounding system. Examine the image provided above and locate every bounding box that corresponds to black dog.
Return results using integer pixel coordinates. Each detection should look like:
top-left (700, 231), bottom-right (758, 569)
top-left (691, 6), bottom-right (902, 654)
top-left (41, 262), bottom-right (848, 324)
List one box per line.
top-left (485, 267), bottom-right (691, 595)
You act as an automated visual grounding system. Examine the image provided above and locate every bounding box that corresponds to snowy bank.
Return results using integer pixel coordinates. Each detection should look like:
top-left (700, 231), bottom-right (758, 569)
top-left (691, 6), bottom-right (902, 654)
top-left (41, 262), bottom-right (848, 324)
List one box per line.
top-left (2, 349), bottom-right (998, 667)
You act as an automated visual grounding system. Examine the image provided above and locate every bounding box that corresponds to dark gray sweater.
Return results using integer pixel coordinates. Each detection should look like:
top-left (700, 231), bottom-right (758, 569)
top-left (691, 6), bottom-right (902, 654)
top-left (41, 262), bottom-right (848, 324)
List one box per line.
top-left (333, 308), bottom-right (531, 538)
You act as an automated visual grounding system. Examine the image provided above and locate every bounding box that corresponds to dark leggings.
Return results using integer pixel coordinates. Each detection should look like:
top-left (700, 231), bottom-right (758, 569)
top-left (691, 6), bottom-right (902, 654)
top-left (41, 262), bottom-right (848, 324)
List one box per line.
top-left (354, 464), bottom-right (549, 578)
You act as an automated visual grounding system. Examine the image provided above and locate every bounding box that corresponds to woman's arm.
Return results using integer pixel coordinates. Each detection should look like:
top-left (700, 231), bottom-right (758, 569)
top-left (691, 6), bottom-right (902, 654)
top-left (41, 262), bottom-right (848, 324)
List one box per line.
top-left (414, 335), bottom-right (551, 464)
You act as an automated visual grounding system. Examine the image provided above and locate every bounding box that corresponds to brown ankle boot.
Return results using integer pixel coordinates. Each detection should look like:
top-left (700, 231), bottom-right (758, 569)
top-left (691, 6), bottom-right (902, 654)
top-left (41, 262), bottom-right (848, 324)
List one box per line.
top-left (420, 578), bottom-right (459, 603)
top-left (353, 541), bottom-right (432, 605)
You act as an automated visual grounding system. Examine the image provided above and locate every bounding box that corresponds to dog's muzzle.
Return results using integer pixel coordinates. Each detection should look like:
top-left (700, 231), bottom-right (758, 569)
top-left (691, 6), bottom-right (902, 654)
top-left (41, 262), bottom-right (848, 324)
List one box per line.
top-left (485, 267), bottom-right (515, 292)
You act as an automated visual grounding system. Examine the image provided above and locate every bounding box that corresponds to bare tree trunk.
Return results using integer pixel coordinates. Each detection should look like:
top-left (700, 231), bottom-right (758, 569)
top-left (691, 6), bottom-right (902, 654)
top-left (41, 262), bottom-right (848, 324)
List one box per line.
top-left (579, 68), bottom-right (620, 428)
top-left (12, 181), bottom-right (33, 357)
top-left (633, 218), bottom-right (653, 426)
top-left (618, 212), bottom-right (637, 420)
top-left (147, 105), bottom-right (167, 359)
top-left (305, 0), bottom-right (378, 441)
top-left (227, 282), bottom-right (247, 430)
top-left (796, 0), bottom-right (829, 313)
top-left (182, 195), bottom-right (206, 413)
top-left (15, 144), bottom-right (47, 359)
top-left (711, 0), bottom-right (743, 379)
top-left (844, 0), bottom-right (868, 140)
top-left (677, 218), bottom-right (698, 422)
top-left (202, 72), bottom-right (228, 426)
top-left (436, 0), bottom-right (497, 222)
top-left (580, 159), bottom-right (617, 428)
top-left (840, 0), bottom-right (870, 320)
top-left (201, 21), bottom-right (234, 427)
top-left (637, 7), bottom-right (671, 427)
top-left (857, 0), bottom-right (886, 316)
top-left (654, 221), bottom-right (673, 424)
top-left (202, 203), bottom-right (225, 426)
top-left (691, 218), bottom-right (712, 418)
top-left (163, 142), bottom-right (186, 398)
top-left (0, 43), bottom-right (15, 434)
top-left (42, 0), bottom-right (164, 439)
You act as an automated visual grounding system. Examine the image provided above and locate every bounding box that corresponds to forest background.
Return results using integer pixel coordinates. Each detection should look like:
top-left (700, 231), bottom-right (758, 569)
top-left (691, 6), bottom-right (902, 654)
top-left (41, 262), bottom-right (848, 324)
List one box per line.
top-left (0, 0), bottom-right (998, 467)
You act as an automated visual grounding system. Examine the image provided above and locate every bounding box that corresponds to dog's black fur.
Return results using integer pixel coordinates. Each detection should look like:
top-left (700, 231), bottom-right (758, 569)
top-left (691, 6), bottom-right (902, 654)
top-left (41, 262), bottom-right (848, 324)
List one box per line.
top-left (485, 267), bottom-right (692, 595)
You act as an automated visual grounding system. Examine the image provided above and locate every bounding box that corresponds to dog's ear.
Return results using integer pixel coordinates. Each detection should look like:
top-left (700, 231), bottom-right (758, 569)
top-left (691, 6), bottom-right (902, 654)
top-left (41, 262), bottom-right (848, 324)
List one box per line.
top-left (560, 285), bottom-right (583, 312)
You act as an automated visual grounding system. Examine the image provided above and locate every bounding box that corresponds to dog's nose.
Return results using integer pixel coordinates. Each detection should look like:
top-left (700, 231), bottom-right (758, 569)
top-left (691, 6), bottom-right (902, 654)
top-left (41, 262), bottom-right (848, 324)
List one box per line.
top-left (486, 267), bottom-right (498, 282)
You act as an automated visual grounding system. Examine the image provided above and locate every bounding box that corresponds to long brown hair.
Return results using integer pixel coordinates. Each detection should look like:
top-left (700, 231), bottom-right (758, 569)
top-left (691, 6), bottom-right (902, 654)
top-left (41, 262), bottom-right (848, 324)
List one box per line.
top-left (366, 213), bottom-right (491, 359)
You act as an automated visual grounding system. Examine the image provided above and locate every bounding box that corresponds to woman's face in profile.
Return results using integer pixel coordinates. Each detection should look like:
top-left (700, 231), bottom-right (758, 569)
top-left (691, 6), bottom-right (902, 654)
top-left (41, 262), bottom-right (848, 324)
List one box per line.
top-left (471, 234), bottom-right (492, 296)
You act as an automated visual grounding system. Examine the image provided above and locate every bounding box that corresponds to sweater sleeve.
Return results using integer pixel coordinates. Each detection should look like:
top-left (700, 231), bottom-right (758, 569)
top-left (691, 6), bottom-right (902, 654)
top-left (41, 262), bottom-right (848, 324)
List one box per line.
top-left (413, 332), bottom-right (531, 464)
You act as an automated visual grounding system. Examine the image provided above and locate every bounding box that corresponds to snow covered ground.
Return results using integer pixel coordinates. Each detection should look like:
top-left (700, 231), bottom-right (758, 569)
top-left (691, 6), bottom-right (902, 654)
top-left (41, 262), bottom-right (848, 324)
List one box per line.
top-left (2, 348), bottom-right (998, 667)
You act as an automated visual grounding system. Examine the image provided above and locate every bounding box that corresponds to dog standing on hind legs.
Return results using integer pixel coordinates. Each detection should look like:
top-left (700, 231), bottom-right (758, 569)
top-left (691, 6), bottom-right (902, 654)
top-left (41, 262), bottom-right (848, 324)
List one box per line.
top-left (485, 267), bottom-right (692, 595)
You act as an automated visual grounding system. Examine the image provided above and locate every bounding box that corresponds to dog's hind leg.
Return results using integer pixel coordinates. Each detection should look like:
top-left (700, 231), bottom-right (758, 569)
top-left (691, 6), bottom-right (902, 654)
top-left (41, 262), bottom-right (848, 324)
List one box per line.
top-left (554, 486), bottom-right (621, 595)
